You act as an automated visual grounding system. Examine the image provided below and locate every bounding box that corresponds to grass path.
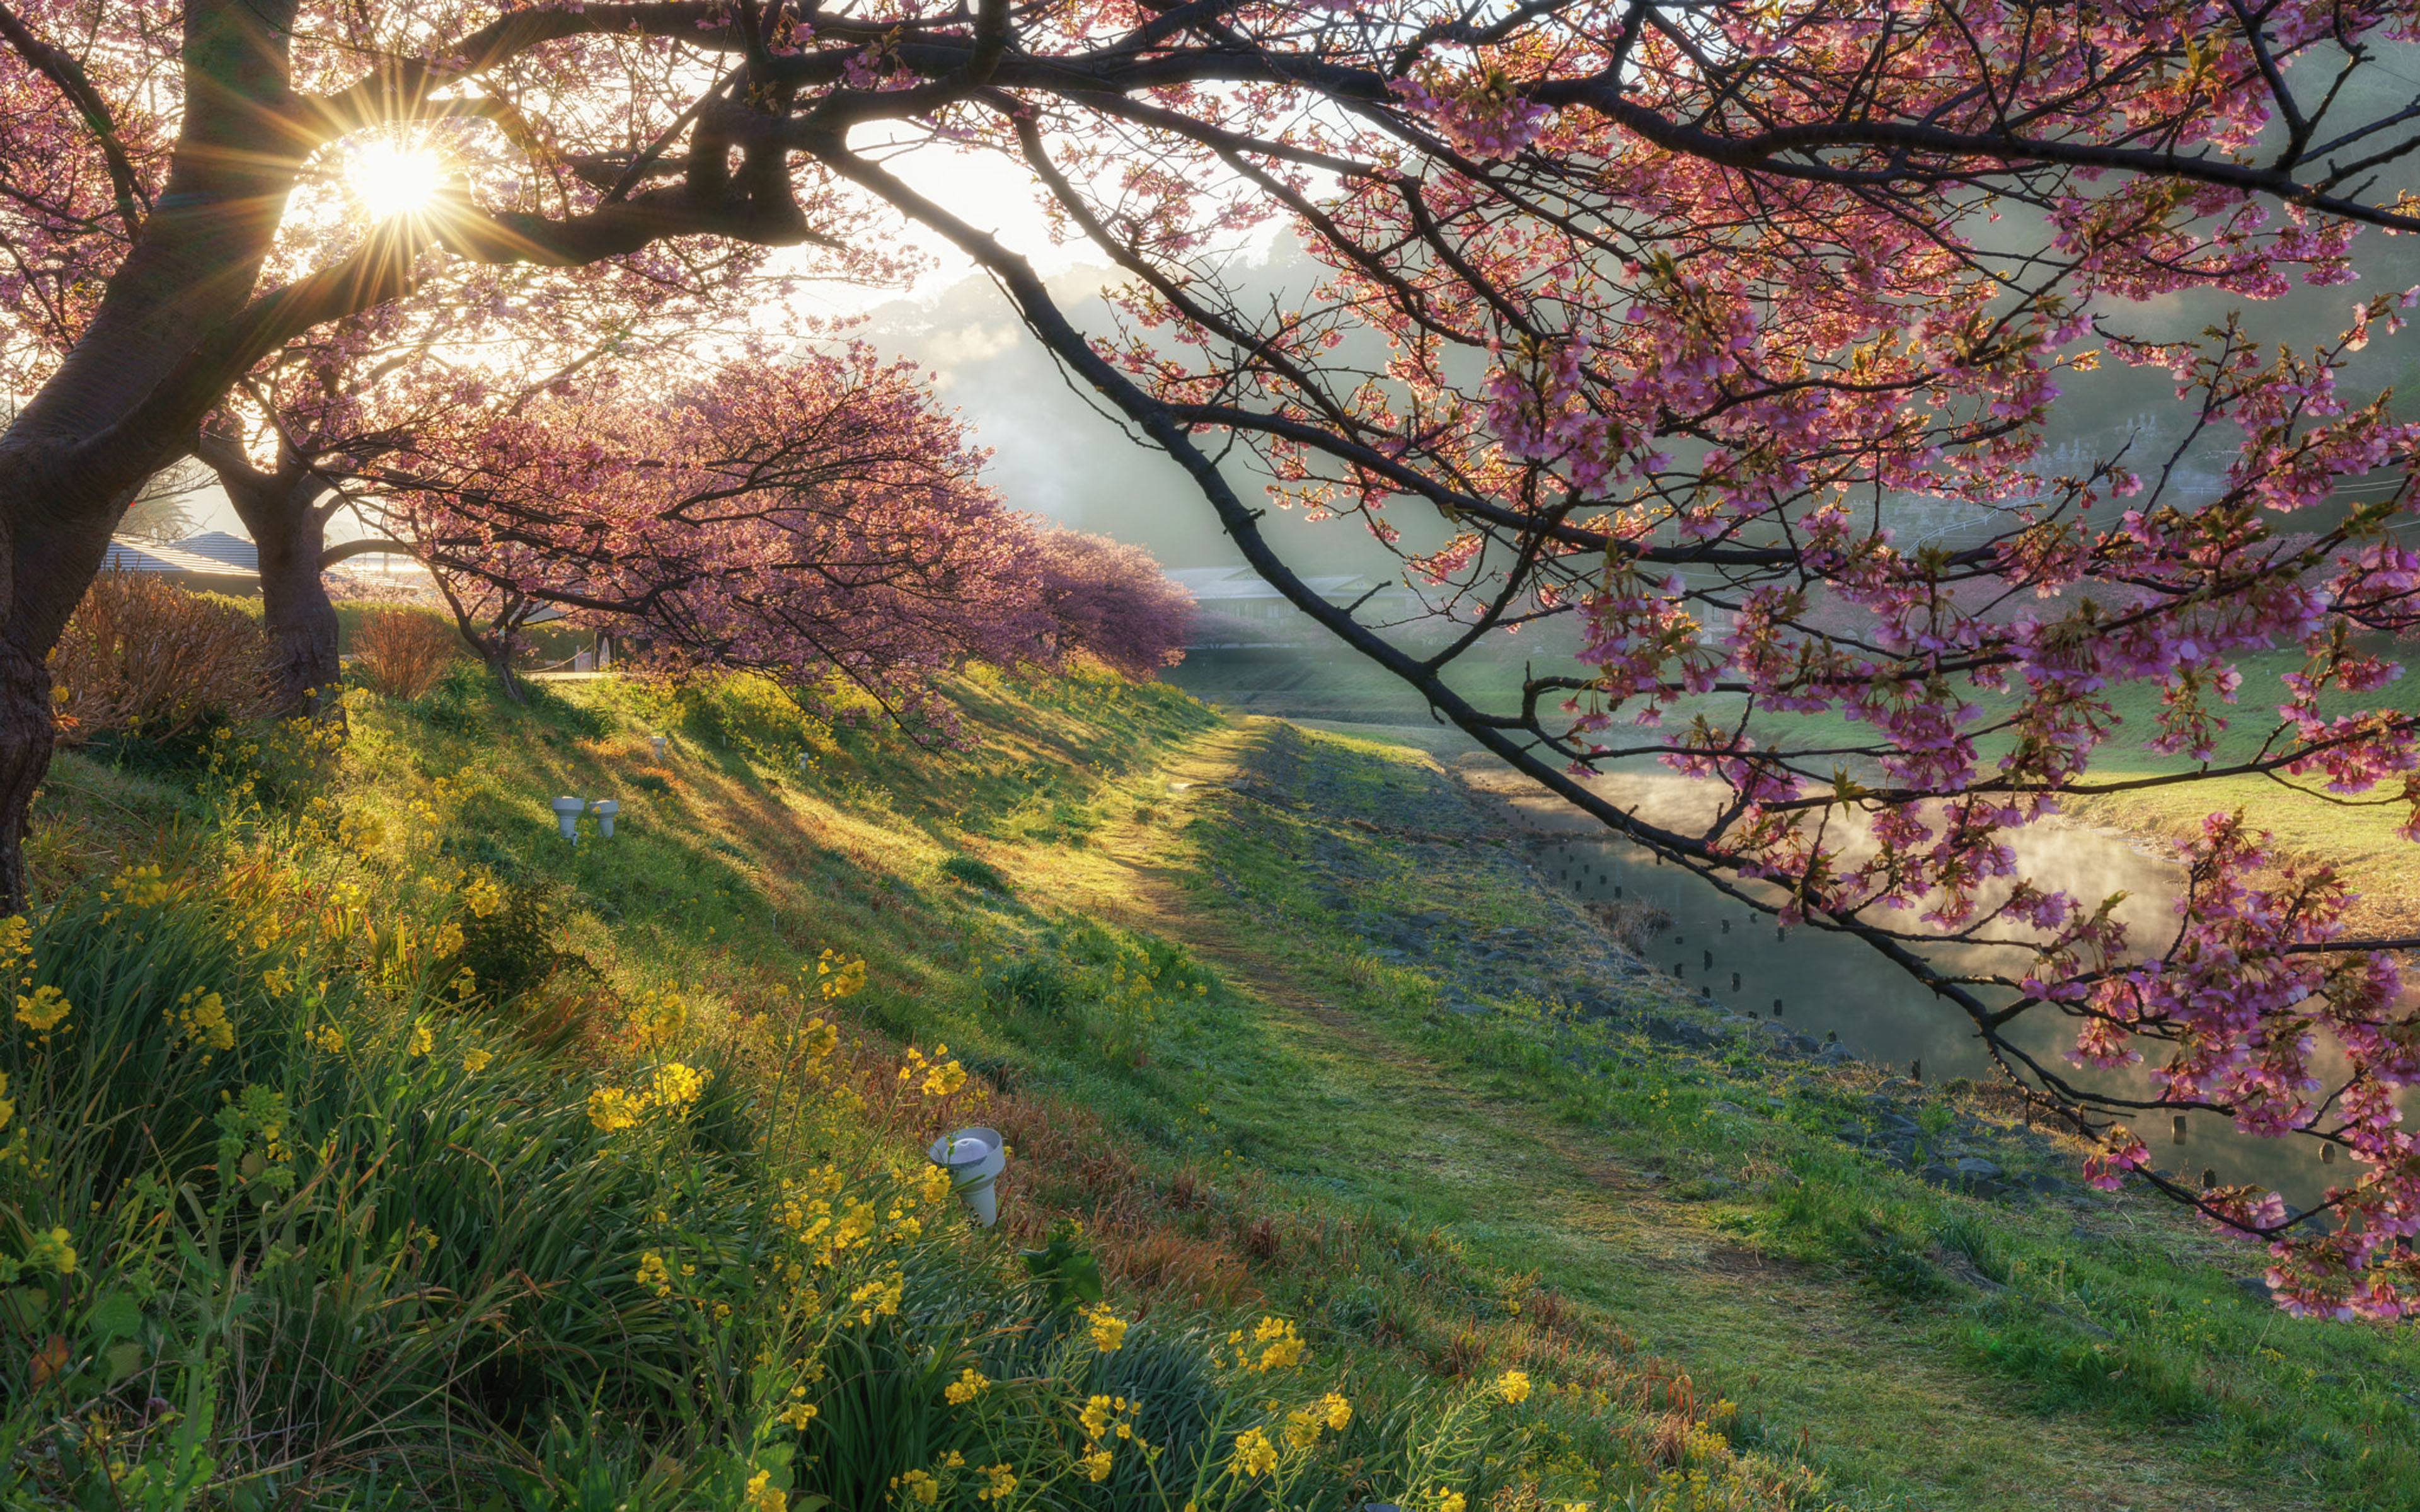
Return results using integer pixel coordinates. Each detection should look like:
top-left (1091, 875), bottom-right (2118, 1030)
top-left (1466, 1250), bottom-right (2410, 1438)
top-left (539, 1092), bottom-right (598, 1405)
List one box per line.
top-left (1037, 721), bottom-right (2317, 1512)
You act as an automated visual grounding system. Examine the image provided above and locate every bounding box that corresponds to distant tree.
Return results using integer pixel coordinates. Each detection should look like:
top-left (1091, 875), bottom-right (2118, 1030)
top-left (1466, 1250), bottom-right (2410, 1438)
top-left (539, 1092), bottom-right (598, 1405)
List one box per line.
top-left (16, 0), bottom-right (2420, 1309)
top-left (1030, 529), bottom-right (1194, 680)
top-left (367, 346), bottom-right (1064, 724)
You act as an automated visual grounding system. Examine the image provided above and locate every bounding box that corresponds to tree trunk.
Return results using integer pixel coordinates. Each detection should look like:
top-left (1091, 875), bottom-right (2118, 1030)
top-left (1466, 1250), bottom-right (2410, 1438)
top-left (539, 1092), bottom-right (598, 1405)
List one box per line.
top-left (219, 469), bottom-right (340, 718)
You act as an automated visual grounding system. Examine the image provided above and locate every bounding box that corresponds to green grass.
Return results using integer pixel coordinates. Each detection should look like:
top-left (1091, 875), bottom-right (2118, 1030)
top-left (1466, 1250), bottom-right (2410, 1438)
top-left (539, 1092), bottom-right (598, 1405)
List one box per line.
top-left (28, 636), bottom-right (2420, 1511)
top-left (1146, 720), bottom-right (2420, 1511)
top-left (7, 657), bottom-right (1801, 1512)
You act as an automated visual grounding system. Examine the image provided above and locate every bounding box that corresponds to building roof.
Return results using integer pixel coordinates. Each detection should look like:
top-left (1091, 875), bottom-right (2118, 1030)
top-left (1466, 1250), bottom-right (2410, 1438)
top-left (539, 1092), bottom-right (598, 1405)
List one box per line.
top-left (102, 537), bottom-right (255, 579)
top-left (1164, 566), bottom-right (1385, 602)
top-left (170, 530), bottom-right (259, 571)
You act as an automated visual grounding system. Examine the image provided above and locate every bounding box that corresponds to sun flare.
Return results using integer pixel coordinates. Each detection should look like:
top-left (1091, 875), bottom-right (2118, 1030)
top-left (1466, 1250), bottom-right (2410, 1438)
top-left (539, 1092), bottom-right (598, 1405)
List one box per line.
top-left (349, 142), bottom-right (444, 221)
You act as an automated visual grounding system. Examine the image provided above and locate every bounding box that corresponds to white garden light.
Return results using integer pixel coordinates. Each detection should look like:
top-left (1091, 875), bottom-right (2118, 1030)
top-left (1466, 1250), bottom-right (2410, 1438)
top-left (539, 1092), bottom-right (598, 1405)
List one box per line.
top-left (648, 735), bottom-right (667, 760)
top-left (926, 1126), bottom-right (1006, 1227)
top-left (591, 798), bottom-right (619, 838)
top-left (550, 795), bottom-right (585, 842)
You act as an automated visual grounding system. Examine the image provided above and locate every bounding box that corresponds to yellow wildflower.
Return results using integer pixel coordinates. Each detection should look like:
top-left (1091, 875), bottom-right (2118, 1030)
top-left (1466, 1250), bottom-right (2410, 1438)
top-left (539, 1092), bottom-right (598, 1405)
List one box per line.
top-left (25, 1227), bottom-right (75, 1276)
top-left (944, 1367), bottom-right (988, 1406)
top-left (1230, 1427), bottom-right (1277, 1479)
top-left (743, 1469), bottom-right (782, 1512)
top-left (408, 1023), bottom-right (433, 1057)
top-left (780, 1400), bottom-right (818, 1431)
top-left (891, 1470), bottom-right (940, 1506)
top-left (15, 984), bottom-right (69, 1034)
top-left (1322, 1392), bottom-right (1351, 1431)
top-left (461, 871), bottom-right (505, 919)
top-left (305, 1023), bottom-right (346, 1053)
top-left (1438, 1495), bottom-right (1466, 1512)
top-left (260, 966), bottom-right (292, 997)
top-left (0, 1071), bottom-right (11, 1133)
top-left (974, 1463), bottom-right (1017, 1503)
top-left (166, 990), bottom-right (232, 1053)
top-left (633, 1250), bottom-right (672, 1297)
top-left (1084, 1303), bottom-right (1127, 1353)
top-left (0, 915), bottom-right (28, 965)
top-left (649, 1061), bottom-right (706, 1109)
top-left (627, 990), bottom-right (688, 1050)
top-left (431, 921), bottom-right (464, 957)
top-left (1078, 1394), bottom-right (1131, 1441)
top-left (815, 951), bottom-right (867, 1001)
top-left (587, 1088), bottom-right (645, 1133)
top-left (461, 1047), bottom-right (493, 1074)
top-left (1080, 1448), bottom-right (1114, 1483)
top-left (1247, 1315), bottom-right (1303, 1372)
top-left (1496, 1369), bottom-right (1532, 1406)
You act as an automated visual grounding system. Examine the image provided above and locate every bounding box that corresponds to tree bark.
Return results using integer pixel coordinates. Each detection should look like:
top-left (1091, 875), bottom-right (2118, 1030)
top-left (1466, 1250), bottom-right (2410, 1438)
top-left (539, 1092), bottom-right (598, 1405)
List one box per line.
top-left (207, 455), bottom-right (340, 717)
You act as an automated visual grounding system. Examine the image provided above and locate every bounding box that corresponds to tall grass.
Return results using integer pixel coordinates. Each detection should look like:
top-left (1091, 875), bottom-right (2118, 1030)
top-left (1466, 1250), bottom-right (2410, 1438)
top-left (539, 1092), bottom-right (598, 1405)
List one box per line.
top-left (0, 709), bottom-right (1554, 1510)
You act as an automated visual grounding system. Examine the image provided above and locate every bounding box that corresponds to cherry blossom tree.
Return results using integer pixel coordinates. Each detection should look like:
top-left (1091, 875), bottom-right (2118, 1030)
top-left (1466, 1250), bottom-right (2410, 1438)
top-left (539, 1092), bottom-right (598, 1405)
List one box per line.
top-left (15, 0), bottom-right (2420, 1307)
top-left (1031, 528), bottom-right (1195, 680)
top-left (363, 344), bottom-right (1073, 721)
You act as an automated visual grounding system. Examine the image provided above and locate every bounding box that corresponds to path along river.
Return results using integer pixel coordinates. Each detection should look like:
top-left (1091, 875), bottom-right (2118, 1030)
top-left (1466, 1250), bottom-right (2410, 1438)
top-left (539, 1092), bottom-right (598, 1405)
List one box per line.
top-left (1308, 719), bottom-right (2378, 1215)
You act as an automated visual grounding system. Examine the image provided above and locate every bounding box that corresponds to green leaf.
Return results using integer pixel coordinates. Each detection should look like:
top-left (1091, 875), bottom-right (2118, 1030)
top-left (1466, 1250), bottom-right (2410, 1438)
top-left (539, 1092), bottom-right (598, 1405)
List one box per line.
top-left (102, 1341), bottom-right (145, 1385)
top-left (87, 1291), bottom-right (141, 1344)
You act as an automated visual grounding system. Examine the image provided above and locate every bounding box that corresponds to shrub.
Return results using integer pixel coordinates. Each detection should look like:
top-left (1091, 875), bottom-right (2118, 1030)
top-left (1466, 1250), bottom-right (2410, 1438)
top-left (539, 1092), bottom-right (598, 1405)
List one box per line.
top-left (940, 855), bottom-right (1011, 893)
top-left (354, 609), bottom-right (459, 699)
top-left (51, 571), bottom-right (276, 747)
top-left (408, 662), bottom-right (490, 737)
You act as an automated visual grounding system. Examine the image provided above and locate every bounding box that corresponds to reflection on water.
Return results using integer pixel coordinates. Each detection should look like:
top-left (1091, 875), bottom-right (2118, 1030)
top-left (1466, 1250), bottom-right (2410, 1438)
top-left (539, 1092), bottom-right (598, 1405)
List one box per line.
top-left (1494, 768), bottom-right (2357, 1213)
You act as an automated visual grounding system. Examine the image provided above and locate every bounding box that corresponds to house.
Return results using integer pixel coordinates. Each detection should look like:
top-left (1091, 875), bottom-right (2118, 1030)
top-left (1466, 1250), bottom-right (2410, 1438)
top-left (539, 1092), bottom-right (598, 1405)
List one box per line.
top-left (170, 530), bottom-right (260, 573)
top-left (101, 536), bottom-right (258, 593)
top-left (1168, 566), bottom-right (1418, 647)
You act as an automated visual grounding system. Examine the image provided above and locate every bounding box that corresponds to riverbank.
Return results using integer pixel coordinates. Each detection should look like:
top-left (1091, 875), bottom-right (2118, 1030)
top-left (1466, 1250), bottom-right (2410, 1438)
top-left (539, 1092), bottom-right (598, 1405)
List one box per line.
top-left (1136, 719), bottom-right (2420, 1510)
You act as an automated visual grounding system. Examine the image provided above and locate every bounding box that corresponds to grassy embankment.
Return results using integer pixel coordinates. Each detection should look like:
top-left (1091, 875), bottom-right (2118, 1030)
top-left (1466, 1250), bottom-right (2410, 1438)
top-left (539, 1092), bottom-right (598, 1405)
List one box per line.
top-left (20, 642), bottom-right (2420, 1511)
top-left (1139, 719), bottom-right (2420, 1512)
top-left (8, 656), bottom-right (1826, 1511)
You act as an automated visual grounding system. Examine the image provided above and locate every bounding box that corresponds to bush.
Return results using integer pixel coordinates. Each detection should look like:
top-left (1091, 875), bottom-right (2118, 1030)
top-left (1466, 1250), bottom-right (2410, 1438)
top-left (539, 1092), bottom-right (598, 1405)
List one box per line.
top-left (409, 662), bottom-right (491, 737)
top-left (940, 855), bottom-right (1011, 893)
top-left (52, 571), bottom-right (276, 748)
top-left (354, 609), bottom-right (459, 699)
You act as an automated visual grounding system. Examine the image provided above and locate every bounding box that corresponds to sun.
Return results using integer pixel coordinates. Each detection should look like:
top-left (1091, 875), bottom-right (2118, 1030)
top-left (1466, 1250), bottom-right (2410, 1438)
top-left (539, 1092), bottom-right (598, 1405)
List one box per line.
top-left (349, 140), bottom-right (445, 221)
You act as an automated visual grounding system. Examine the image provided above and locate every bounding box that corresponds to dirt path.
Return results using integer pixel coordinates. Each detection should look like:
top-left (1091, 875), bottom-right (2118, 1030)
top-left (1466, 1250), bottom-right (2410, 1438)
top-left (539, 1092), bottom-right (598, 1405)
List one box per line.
top-left (1047, 721), bottom-right (2313, 1512)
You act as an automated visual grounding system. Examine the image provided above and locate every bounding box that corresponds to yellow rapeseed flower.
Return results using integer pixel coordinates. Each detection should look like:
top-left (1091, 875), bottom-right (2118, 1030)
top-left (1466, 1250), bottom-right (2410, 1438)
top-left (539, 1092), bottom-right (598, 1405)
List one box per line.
top-left (780, 1400), bottom-right (818, 1431)
top-left (461, 872), bottom-right (505, 919)
top-left (742, 1468), bottom-right (782, 1512)
top-left (944, 1366), bottom-right (988, 1406)
top-left (1230, 1427), bottom-right (1277, 1479)
top-left (260, 966), bottom-right (292, 997)
top-left (15, 984), bottom-right (69, 1034)
top-left (974, 1463), bottom-right (1017, 1503)
top-left (1247, 1315), bottom-right (1303, 1372)
top-left (1438, 1494), bottom-right (1466, 1512)
top-left (25, 1227), bottom-right (75, 1276)
top-left (461, 1047), bottom-right (493, 1074)
top-left (587, 1088), bottom-right (644, 1133)
top-left (305, 1023), bottom-right (345, 1053)
top-left (0, 1071), bottom-right (13, 1133)
top-left (1081, 1447), bottom-right (1114, 1483)
top-left (1322, 1392), bottom-right (1351, 1431)
top-left (1496, 1369), bottom-right (1532, 1406)
top-left (408, 1023), bottom-right (433, 1057)
top-left (649, 1061), bottom-right (706, 1109)
top-left (891, 1470), bottom-right (939, 1506)
top-left (1084, 1303), bottom-right (1127, 1353)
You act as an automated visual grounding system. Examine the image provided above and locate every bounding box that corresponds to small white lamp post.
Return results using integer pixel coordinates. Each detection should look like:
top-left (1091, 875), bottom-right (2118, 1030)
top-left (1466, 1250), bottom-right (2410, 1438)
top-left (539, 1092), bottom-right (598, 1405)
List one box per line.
top-left (926, 1126), bottom-right (1006, 1227)
top-left (550, 795), bottom-right (585, 842)
top-left (591, 798), bottom-right (619, 838)
top-left (648, 735), bottom-right (667, 760)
